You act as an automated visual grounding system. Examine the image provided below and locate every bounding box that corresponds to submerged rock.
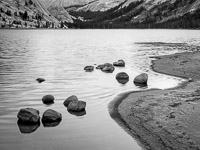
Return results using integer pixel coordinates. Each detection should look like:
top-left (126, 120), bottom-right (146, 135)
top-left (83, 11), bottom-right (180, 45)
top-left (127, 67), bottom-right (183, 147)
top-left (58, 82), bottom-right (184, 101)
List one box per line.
top-left (102, 63), bottom-right (115, 73)
top-left (134, 73), bottom-right (148, 84)
top-left (42, 109), bottom-right (62, 123)
top-left (67, 101), bottom-right (86, 112)
top-left (42, 95), bottom-right (54, 104)
top-left (17, 108), bottom-right (40, 124)
top-left (84, 66), bottom-right (94, 72)
top-left (113, 60), bottom-right (125, 67)
top-left (36, 78), bottom-right (45, 83)
top-left (63, 95), bottom-right (78, 107)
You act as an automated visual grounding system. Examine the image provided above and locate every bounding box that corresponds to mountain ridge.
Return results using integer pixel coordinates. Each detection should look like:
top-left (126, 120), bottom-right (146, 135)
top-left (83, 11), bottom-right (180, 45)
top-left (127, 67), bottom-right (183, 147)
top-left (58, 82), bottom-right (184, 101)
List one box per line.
top-left (0, 0), bottom-right (200, 29)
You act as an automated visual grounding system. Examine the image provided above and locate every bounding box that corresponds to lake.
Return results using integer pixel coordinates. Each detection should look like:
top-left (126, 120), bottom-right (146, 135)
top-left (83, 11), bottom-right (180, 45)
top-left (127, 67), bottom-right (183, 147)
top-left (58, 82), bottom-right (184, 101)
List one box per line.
top-left (0, 29), bottom-right (200, 150)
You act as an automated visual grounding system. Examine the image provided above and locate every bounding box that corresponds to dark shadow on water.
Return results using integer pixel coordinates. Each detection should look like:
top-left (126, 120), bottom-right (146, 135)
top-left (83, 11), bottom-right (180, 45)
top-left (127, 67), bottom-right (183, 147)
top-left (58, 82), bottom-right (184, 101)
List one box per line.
top-left (116, 79), bottom-right (129, 85)
top-left (134, 82), bottom-right (148, 89)
top-left (42, 120), bottom-right (62, 128)
top-left (17, 120), bottom-right (40, 134)
top-left (43, 102), bottom-right (55, 106)
top-left (68, 110), bottom-right (86, 116)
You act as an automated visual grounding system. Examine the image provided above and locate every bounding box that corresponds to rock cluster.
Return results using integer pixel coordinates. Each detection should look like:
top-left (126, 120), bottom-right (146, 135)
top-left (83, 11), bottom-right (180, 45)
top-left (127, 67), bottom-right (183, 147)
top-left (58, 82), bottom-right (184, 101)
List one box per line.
top-left (64, 95), bottom-right (86, 115)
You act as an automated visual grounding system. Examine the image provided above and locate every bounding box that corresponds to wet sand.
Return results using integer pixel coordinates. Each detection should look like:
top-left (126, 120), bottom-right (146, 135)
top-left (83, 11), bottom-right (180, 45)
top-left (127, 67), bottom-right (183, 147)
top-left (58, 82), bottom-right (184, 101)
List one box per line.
top-left (109, 51), bottom-right (200, 150)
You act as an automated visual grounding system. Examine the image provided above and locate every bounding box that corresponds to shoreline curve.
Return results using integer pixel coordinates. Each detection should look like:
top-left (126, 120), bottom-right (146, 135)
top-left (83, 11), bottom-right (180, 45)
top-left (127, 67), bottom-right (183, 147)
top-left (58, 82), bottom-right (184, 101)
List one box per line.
top-left (109, 51), bottom-right (200, 150)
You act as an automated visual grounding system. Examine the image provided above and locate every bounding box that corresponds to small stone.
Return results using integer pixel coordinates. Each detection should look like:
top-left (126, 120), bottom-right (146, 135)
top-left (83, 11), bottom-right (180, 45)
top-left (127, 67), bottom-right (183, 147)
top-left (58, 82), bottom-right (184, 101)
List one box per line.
top-left (42, 95), bottom-right (54, 104)
top-left (113, 60), bottom-right (125, 67)
top-left (84, 66), bottom-right (94, 72)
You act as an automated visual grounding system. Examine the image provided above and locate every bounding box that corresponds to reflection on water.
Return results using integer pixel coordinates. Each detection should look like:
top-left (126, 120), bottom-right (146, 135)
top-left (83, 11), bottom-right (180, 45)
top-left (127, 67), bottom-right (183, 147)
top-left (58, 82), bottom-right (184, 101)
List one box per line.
top-left (68, 110), bottom-right (87, 116)
top-left (42, 120), bottom-right (62, 128)
top-left (17, 121), bottom-right (40, 134)
top-left (0, 29), bottom-right (200, 150)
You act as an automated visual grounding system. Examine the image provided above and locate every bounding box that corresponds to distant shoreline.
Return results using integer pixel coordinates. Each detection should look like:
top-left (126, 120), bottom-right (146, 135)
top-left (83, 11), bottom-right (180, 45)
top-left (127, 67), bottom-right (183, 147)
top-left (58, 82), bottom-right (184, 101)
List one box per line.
top-left (109, 51), bottom-right (200, 150)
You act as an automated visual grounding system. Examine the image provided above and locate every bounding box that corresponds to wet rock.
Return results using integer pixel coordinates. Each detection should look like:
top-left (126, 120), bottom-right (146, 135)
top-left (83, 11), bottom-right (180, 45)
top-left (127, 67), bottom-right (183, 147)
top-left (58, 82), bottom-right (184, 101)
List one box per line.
top-left (17, 108), bottom-right (40, 124)
top-left (63, 95), bottom-right (78, 107)
top-left (17, 120), bottom-right (40, 134)
top-left (42, 95), bottom-right (54, 104)
top-left (116, 72), bottom-right (129, 80)
top-left (101, 63), bottom-right (115, 73)
top-left (42, 109), bottom-right (62, 123)
top-left (134, 73), bottom-right (148, 84)
top-left (67, 101), bottom-right (86, 112)
top-left (96, 64), bottom-right (105, 70)
top-left (84, 66), bottom-right (94, 72)
top-left (113, 60), bottom-right (125, 67)
top-left (36, 78), bottom-right (45, 83)
top-left (116, 72), bottom-right (129, 84)
top-left (96, 63), bottom-right (115, 73)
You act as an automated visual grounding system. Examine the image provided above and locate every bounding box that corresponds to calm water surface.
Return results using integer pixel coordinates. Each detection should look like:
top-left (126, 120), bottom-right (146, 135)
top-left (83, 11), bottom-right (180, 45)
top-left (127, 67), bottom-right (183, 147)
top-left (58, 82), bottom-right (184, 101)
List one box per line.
top-left (0, 29), bottom-right (200, 150)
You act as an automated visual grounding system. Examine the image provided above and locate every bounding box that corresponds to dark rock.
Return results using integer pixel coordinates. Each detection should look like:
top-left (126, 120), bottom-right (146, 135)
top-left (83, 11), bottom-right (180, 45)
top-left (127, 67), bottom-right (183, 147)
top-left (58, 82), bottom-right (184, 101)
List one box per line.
top-left (63, 95), bottom-right (78, 107)
top-left (17, 120), bottom-right (40, 134)
top-left (116, 72), bottom-right (129, 80)
top-left (42, 95), bottom-right (54, 104)
top-left (101, 63), bottom-right (115, 73)
top-left (68, 110), bottom-right (86, 116)
top-left (42, 109), bottom-right (62, 123)
top-left (67, 101), bottom-right (86, 112)
top-left (96, 63), bottom-right (115, 73)
top-left (96, 64), bottom-right (105, 69)
top-left (17, 108), bottom-right (40, 124)
top-left (84, 66), bottom-right (94, 72)
top-left (113, 60), bottom-right (125, 67)
top-left (134, 73), bottom-right (148, 84)
top-left (36, 78), bottom-right (45, 83)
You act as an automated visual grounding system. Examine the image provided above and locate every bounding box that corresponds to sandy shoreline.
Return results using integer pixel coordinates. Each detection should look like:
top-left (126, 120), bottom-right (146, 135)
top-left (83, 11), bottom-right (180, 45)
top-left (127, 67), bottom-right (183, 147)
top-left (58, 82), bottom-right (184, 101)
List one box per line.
top-left (109, 51), bottom-right (200, 150)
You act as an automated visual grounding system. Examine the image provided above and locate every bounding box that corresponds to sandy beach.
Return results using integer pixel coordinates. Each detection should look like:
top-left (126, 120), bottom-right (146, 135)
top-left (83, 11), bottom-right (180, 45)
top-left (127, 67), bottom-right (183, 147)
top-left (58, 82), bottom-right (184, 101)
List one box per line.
top-left (109, 51), bottom-right (200, 150)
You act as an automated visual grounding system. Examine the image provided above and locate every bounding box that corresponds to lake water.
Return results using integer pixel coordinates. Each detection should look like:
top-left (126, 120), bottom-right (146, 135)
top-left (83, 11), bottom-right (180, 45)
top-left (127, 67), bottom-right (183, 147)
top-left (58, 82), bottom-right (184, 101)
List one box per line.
top-left (0, 29), bottom-right (200, 150)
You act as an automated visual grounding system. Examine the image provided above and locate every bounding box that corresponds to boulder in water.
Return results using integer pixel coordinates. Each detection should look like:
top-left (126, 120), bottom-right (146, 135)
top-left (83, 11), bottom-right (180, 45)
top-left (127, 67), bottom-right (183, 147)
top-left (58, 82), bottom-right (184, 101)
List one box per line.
top-left (134, 73), bottom-right (148, 84)
top-left (116, 72), bottom-right (129, 80)
top-left (67, 101), bottom-right (86, 112)
top-left (113, 60), bottom-right (125, 67)
top-left (42, 95), bottom-right (54, 104)
top-left (42, 109), bottom-right (62, 123)
top-left (63, 95), bottom-right (78, 107)
top-left (17, 108), bottom-right (40, 124)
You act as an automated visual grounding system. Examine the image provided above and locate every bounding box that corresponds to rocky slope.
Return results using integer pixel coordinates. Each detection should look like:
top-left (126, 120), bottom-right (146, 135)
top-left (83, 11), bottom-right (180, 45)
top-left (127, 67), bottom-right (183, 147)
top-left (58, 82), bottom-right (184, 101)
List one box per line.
top-left (0, 0), bottom-right (200, 29)
top-left (67, 0), bottom-right (200, 29)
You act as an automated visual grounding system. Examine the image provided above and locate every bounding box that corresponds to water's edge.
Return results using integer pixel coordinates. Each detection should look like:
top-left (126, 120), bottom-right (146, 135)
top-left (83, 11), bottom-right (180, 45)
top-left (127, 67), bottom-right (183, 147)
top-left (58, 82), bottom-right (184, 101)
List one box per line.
top-left (108, 52), bottom-right (191, 150)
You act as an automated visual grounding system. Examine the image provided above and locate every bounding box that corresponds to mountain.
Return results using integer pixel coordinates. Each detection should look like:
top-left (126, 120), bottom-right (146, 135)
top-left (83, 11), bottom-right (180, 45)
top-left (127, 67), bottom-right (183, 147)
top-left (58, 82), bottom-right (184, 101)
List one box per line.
top-left (67, 0), bottom-right (200, 29)
top-left (0, 0), bottom-right (200, 29)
